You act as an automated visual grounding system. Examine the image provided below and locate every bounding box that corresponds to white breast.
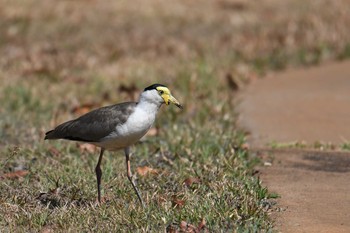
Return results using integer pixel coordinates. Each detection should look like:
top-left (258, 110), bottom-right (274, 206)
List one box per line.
top-left (116, 107), bottom-right (155, 138)
top-left (96, 102), bottom-right (158, 150)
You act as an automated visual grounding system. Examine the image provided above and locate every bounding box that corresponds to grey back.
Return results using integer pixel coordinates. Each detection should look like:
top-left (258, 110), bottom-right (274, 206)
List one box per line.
top-left (45, 102), bottom-right (137, 142)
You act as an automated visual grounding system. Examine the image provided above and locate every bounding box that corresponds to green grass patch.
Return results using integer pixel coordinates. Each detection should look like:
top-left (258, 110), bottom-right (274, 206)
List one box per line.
top-left (0, 127), bottom-right (274, 232)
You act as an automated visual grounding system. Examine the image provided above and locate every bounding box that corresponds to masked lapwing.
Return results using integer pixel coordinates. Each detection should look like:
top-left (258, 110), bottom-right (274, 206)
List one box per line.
top-left (45, 84), bottom-right (182, 207)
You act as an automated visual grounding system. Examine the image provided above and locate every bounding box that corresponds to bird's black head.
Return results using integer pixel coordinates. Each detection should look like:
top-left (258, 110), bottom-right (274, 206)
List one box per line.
top-left (144, 83), bottom-right (167, 92)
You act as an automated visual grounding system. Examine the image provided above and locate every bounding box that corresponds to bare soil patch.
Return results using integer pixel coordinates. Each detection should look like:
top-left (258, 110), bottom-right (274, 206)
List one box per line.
top-left (257, 149), bottom-right (350, 233)
top-left (237, 61), bottom-right (350, 232)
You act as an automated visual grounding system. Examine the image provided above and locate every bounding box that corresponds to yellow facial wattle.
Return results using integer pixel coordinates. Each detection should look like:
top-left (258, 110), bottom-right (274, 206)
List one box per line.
top-left (156, 86), bottom-right (182, 109)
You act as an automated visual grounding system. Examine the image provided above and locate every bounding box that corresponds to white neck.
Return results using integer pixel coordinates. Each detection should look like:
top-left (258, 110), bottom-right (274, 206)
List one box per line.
top-left (137, 91), bottom-right (163, 114)
top-left (137, 99), bottom-right (161, 115)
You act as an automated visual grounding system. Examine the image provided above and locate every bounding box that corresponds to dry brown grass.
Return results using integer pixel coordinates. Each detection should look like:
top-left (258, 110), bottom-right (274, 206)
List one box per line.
top-left (1, 0), bottom-right (350, 83)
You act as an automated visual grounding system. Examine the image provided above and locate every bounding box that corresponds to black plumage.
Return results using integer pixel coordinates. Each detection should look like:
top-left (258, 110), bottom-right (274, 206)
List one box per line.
top-left (143, 83), bottom-right (166, 92)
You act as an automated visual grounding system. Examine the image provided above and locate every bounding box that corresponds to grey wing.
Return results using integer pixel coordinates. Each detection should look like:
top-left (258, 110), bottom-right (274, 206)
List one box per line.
top-left (45, 102), bottom-right (136, 142)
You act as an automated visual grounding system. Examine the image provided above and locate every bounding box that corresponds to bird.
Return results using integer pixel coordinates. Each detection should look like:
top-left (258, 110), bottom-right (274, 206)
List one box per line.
top-left (44, 84), bottom-right (182, 207)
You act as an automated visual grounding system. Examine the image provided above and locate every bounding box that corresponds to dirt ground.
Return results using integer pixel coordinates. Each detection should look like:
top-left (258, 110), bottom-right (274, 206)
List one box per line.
top-left (258, 149), bottom-right (350, 233)
top-left (237, 60), bottom-right (350, 147)
top-left (237, 61), bottom-right (350, 232)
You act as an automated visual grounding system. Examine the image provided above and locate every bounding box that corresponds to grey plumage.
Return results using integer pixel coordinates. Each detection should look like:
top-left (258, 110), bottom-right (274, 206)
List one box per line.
top-left (45, 102), bottom-right (136, 142)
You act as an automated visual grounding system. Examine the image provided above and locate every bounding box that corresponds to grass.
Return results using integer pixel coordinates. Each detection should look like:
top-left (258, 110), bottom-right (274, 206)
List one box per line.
top-left (1, 0), bottom-right (350, 232)
top-left (1, 136), bottom-right (272, 231)
top-left (268, 140), bottom-right (350, 152)
top-left (0, 65), bottom-right (274, 231)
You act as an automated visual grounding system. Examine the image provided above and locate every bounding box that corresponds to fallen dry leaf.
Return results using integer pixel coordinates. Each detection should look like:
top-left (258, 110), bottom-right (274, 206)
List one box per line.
top-left (240, 143), bottom-right (250, 150)
top-left (49, 187), bottom-right (60, 195)
top-left (48, 147), bottom-right (61, 157)
top-left (172, 197), bottom-right (186, 208)
top-left (167, 219), bottom-right (205, 233)
top-left (166, 224), bottom-right (178, 233)
top-left (1, 170), bottom-right (29, 179)
top-left (71, 103), bottom-right (97, 115)
top-left (183, 177), bottom-right (201, 187)
top-left (136, 166), bottom-right (158, 176)
top-left (180, 221), bottom-right (197, 233)
top-left (197, 218), bottom-right (206, 231)
top-left (78, 143), bottom-right (97, 153)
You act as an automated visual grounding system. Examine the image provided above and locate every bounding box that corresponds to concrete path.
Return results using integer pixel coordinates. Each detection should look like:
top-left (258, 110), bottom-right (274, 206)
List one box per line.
top-left (238, 60), bottom-right (350, 147)
top-left (237, 61), bottom-right (350, 232)
top-left (257, 149), bottom-right (350, 233)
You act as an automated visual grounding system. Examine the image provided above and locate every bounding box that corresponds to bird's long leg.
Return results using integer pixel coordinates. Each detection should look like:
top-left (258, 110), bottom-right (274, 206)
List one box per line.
top-left (95, 148), bottom-right (105, 203)
top-left (124, 147), bottom-right (145, 207)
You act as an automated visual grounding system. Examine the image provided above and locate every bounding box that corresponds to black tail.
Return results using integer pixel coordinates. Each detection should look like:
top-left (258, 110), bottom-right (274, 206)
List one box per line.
top-left (44, 130), bottom-right (55, 140)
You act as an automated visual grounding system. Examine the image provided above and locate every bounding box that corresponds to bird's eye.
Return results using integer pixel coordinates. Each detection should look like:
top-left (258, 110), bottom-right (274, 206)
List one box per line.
top-left (159, 90), bottom-right (164, 95)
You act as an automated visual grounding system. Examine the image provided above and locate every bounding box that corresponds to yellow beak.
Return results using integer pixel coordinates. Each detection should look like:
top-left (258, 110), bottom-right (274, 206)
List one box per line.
top-left (165, 94), bottom-right (183, 109)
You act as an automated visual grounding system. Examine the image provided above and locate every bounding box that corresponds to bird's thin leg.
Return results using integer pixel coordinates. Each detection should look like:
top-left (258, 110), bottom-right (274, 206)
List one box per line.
top-left (95, 148), bottom-right (105, 203)
top-left (124, 147), bottom-right (145, 207)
